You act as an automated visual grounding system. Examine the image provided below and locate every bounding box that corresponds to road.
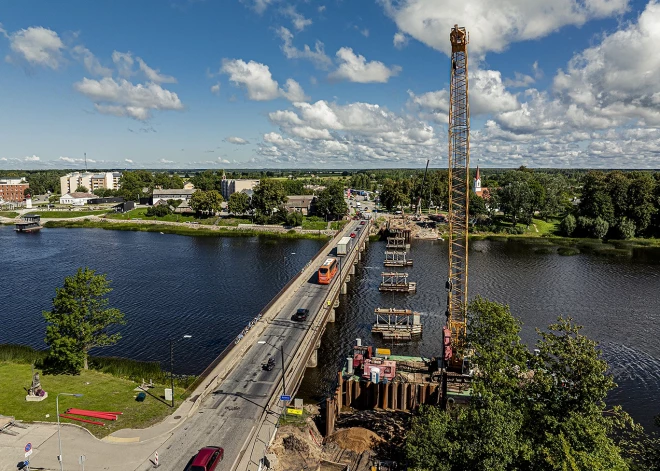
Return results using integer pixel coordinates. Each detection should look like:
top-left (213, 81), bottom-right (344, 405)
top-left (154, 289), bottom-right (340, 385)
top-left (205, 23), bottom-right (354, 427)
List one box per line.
top-left (156, 220), bottom-right (362, 471)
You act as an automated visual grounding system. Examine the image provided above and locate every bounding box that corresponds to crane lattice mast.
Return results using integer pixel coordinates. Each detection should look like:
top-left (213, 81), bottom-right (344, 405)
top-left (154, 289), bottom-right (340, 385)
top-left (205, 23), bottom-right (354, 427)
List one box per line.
top-left (444, 24), bottom-right (470, 371)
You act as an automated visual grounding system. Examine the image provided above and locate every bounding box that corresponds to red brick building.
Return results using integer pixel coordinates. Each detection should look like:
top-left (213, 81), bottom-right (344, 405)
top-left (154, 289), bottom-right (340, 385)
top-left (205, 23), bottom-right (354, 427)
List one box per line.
top-left (0, 178), bottom-right (29, 202)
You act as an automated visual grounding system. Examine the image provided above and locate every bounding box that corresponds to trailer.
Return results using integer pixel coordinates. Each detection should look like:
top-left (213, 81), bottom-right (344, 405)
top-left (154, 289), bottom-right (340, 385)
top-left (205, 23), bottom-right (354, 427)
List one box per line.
top-left (337, 236), bottom-right (352, 256)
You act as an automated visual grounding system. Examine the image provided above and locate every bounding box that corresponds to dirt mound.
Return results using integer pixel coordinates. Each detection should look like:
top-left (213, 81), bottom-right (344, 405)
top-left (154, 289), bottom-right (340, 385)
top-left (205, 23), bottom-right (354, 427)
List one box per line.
top-left (327, 427), bottom-right (383, 453)
top-left (283, 434), bottom-right (308, 453)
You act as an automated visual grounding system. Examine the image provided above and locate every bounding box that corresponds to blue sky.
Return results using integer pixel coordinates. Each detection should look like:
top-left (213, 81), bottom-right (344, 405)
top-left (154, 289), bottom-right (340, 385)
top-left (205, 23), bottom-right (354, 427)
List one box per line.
top-left (1, 0), bottom-right (659, 169)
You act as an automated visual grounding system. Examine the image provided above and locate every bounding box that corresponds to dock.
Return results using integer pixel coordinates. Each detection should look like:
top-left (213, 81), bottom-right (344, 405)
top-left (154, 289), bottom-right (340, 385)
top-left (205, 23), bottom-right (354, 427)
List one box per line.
top-left (379, 272), bottom-right (416, 293)
top-left (371, 308), bottom-right (422, 340)
top-left (383, 251), bottom-right (413, 267)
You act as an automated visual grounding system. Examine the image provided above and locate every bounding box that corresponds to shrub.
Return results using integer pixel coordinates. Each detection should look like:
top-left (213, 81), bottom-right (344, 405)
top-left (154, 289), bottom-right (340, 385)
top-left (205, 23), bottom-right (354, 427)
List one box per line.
top-left (559, 214), bottom-right (576, 236)
top-left (576, 216), bottom-right (595, 238)
top-left (615, 217), bottom-right (636, 240)
top-left (592, 217), bottom-right (609, 240)
top-left (146, 205), bottom-right (172, 217)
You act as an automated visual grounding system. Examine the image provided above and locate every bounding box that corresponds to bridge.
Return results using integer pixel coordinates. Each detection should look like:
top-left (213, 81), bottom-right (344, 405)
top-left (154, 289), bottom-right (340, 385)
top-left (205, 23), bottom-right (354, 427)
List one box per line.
top-left (149, 219), bottom-right (371, 471)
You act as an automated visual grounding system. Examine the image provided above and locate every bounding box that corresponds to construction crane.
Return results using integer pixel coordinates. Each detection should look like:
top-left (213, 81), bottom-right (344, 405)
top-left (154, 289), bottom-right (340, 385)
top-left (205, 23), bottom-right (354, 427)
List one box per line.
top-left (444, 24), bottom-right (470, 374)
top-left (415, 159), bottom-right (430, 215)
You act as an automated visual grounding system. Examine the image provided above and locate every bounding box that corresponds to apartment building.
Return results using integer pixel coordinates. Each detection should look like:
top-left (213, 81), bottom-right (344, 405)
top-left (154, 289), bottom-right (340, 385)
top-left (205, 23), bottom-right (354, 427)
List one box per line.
top-left (60, 172), bottom-right (122, 195)
top-left (0, 177), bottom-right (29, 202)
top-left (220, 178), bottom-right (259, 200)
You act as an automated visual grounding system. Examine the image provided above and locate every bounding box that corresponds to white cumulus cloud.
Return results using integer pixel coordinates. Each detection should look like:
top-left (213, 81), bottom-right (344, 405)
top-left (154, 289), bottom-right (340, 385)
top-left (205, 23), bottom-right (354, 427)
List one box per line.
top-left (225, 136), bottom-right (250, 145)
top-left (125, 159), bottom-right (134, 164)
top-left (74, 77), bottom-right (184, 121)
top-left (330, 47), bottom-right (401, 83)
top-left (24, 155), bottom-right (40, 161)
top-left (276, 27), bottom-right (333, 69)
top-left (7, 26), bottom-right (64, 69)
top-left (211, 83), bottom-right (221, 95)
top-left (71, 45), bottom-right (112, 76)
top-left (220, 58), bottom-right (309, 102)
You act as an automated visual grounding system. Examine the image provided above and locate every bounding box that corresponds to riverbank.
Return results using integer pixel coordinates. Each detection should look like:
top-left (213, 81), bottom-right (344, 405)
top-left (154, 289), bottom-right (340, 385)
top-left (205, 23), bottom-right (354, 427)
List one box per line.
top-left (42, 218), bottom-right (334, 240)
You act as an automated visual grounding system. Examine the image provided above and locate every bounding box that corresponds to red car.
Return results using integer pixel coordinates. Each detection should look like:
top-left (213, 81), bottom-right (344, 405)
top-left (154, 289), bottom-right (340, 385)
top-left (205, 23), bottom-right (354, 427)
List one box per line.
top-left (350, 232), bottom-right (356, 238)
top-left (188, 446), bottom-right (224, 471)
top-left (360, 220), bottom-right (366, 225)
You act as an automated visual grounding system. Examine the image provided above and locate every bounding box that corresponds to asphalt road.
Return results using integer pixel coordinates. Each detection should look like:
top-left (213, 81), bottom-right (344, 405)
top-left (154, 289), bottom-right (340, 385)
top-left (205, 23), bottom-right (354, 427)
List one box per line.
top-left (156, 221), bottom-right (360, 471)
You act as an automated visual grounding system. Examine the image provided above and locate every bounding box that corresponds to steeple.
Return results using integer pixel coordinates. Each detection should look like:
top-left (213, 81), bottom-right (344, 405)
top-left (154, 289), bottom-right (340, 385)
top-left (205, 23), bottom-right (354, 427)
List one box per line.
top-left (473, 165), bottom-right (482, 194)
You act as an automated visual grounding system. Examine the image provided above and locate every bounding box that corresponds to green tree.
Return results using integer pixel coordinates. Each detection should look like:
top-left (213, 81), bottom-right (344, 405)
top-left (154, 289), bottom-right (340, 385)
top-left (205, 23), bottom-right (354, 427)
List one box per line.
top-left (189, 190), bottom-right (223, 215)
top-left (626, 172), bottom-right (656, 235)
top-left (580, 171), bottom-right (615, 225)
top-left (228, 192), bottom-right (250, 215)
top-left (593, 216), bottom-right (610, 239)
top-left (496, 180), bottom-right (534, 226)
top-left (285, 210), bottom-right (303, 227)
top-left (75, 185), bottom-right (89, 193)
top-left (146, 205), bottom-right (172, 217)
top-left (615, 217), bottom-right (636, 240)
top-left (316, 181), bottom-right (348, 220)
top-left (43, 268), bottom-right (126, 373)
top-left (468, 191), bottom-right (487, 217)
top-left (379, 179), bottom-right (408, 212)
top-left (252, 179), bottom-right (287, 216)
top-left (560, 214), bottom-right (577, 236)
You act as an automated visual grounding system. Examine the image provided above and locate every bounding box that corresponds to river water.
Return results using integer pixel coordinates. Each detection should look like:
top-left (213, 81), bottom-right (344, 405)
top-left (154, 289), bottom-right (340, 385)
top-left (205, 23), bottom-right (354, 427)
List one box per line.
top-left (1, 226), bottom-right (659, 428)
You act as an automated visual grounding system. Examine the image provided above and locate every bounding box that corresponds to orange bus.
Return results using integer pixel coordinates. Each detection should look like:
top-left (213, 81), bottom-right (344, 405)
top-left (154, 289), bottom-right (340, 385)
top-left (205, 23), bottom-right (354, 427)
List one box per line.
top-left (318, 258), bottom-right (338, 284)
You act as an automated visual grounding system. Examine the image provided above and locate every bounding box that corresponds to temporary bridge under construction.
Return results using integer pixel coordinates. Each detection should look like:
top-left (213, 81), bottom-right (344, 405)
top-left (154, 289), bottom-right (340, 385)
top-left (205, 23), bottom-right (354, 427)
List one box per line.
top-left (379, 272), bottom-right (416, 293)
top-left (371, 308), bottom-right (422, 340)
top-left (384, 251), bottom-right (413, 267)
top-left (386, 236), bottom-right (408, 250)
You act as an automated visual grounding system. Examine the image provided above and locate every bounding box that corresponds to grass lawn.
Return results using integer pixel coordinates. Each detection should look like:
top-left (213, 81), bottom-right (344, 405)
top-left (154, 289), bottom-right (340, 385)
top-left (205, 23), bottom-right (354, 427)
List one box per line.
top-left (302, 216), bottom-right (327, 230)
top-left (0, 211), bottom-right (19, 218)
top-left (0, 362), bottom-right (182, 438)
top-left (34, 210), bottom-right (108, 218)
top-left (532, 218), bottom-right (560, 236)
top-left (216, 217), bottom-right (249, 226)
top-left (105, 208), bottom-right (215, 225)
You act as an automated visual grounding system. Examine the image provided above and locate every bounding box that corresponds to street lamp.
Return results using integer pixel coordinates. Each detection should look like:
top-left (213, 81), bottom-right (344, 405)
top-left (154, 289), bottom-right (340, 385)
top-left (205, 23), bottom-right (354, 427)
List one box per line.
top-left (169, 334), bottom-right (192, 407)
top-left (56, 392), bottom-right (83, 471)
top-left (258, 340), bottom-right (286, 396)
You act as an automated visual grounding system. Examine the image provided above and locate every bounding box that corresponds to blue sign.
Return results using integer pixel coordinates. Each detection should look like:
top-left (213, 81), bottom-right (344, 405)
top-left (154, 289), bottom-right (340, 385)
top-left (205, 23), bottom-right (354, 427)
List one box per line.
top-left (25, 443), bottom-right (31, 453)
top-left (280, 395), bottom-right (291, 401)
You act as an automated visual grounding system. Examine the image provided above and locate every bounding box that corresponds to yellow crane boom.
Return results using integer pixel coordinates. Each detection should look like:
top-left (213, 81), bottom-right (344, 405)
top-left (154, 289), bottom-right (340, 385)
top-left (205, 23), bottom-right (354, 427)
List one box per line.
top-left (444, 24), bottom-right (470, 372)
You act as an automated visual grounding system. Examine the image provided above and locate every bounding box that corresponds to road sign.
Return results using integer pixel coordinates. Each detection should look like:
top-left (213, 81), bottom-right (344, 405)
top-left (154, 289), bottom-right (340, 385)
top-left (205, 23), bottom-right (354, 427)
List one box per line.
top-left (24, 449), bottom-right (32, 458)
top-left (24, 443), bottom-right (31, 453)
top-left (154, 452), bottom-right (159, 467)
top-left (286, 408), bottom-right (303, 415)
top-left (280, 395), bottom-right (291, 401)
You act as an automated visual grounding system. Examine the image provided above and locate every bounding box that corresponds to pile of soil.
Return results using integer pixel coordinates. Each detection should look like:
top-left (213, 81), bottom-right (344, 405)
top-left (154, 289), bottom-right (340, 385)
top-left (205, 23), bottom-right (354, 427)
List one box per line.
top-left (327, 427), bottom-right (383, 454)
top-left (283, 434), bottom-right (308, 453)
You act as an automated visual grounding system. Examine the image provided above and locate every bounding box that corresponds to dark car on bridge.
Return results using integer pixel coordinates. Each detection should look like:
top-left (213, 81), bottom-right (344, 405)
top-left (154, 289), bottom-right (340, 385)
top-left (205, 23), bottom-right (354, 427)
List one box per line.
top-left (187, 446), bottom-right (224, 471)
top-left (292, 308), bottom-right (309, 321)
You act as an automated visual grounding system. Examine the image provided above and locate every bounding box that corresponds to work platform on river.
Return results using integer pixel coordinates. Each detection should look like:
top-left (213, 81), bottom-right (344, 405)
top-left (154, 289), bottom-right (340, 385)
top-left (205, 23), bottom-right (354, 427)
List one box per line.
top-left (371, 308), bottom-right (422, 340)
top-left (379, 272), bottom-right (416, 293)
top-left (385, 237), bottom-right (408, 250)
top-left (383, 250), bottom-right (413, 267)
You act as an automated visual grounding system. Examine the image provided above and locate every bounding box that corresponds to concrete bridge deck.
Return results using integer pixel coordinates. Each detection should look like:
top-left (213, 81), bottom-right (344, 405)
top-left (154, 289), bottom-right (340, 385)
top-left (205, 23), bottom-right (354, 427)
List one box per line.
top-left (149, 219), bottom-right (371, 471)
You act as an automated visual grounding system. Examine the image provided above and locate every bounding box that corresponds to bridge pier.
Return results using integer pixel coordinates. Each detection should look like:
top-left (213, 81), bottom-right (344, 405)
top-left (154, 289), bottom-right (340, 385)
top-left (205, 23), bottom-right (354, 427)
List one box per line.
top-left (350, 264), bottom-right (356, 275)
top-left (328, 308), bottom-right (335, 322)
top-left (307, 348), bottom-right (318, 368)
top-left (341, 282), bottom-right (348, 294)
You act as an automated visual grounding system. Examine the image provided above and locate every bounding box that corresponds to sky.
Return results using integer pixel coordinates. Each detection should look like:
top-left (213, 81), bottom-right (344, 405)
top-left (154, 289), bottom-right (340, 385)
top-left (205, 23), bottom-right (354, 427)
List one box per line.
top-left (1, 0), bottom-right (660, 170)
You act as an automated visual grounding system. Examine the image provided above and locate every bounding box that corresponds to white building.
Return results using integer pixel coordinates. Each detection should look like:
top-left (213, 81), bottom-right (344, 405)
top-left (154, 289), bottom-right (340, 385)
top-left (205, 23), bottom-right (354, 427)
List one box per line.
top-left (152, 189), bottom-right (196, 205)
top-left (60, 172), bottom-right (121, 195)
top-left (220, 176), bottom-right (259, 200)
top-left (60, 192), bottom-right (96, 205)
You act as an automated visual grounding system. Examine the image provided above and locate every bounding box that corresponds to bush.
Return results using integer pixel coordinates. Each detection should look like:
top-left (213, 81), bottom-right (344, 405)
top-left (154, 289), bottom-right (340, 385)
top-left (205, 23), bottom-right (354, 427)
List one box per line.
top-left (559, 214), bottom-right (576, 236)
top-left (285, 211), bottom-right (303, 227)
top-left (576, 216), bottom-right (594, 237)
top-left (146, 205), bottom-right (172, 217)
top-left (615, 217), bottom-right (636, 240)
top-left (592, 217), bottom-right (609, 240)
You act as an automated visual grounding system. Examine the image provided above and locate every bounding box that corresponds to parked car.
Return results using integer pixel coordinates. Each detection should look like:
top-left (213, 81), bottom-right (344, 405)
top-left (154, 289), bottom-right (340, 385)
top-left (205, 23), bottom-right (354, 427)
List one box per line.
top-left (187, 446), bottom-right (224, 471)
top-left (292, 308), bottom-right (309, 321)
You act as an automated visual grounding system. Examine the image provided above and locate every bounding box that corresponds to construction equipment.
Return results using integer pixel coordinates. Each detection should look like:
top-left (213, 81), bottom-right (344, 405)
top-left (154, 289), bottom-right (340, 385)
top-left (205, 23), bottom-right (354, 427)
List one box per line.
top-left (444, 24), bottom-right (470, 374)
top-left (415, 159), bottom-right (430, 215)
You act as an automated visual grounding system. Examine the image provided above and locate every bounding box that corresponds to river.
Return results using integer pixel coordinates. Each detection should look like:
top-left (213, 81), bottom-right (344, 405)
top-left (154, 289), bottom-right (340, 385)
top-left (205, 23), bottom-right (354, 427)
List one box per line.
top-left (1, 226), bottom-right (659, 428)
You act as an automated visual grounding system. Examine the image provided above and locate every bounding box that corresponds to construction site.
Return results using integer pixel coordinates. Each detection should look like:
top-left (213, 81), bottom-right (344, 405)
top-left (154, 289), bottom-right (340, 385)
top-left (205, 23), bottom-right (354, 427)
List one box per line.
top-left (267, 24), bottom-right (474, 471)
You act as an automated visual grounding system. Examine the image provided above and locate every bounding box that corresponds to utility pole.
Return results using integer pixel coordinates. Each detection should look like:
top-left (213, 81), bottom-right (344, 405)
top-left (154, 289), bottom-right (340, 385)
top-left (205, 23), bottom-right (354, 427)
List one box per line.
top-left (280, 344), bottom-right (286, 396)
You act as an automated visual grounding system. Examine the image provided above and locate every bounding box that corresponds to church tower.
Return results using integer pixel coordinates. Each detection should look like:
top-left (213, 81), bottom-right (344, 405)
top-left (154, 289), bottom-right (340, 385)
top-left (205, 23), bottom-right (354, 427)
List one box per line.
top-left (473, 166), bottom-right (482, 196)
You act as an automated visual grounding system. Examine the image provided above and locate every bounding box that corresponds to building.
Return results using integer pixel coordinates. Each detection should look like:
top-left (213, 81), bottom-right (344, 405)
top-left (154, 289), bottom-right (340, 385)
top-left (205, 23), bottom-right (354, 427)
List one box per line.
top-left (60, 192), bottom-right (96, 205)
top-left (112, 201), bottom-right (135, 213)
top-left (0, 177), bottom-right (29, 202)
top-left (183, 181), bottom-right (195, 190)
top-left (151, 188), bottom-right (196, 205)
top-left (473, 166), bottom-right (490, 199)
top-left (220, 176), bottom-right (259, 200)
top-left (285, 195), bottom-right (317, 216)
top-left (60, 172), bottom-right (121, 195)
